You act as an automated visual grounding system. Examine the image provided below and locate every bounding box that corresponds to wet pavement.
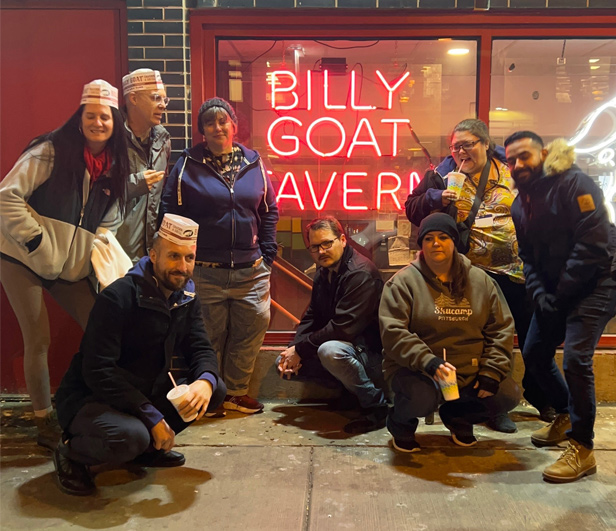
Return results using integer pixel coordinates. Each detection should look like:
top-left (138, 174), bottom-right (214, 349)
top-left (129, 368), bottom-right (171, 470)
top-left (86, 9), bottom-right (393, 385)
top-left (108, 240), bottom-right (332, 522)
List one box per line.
top-left (2, 400), bottom-right (616, 530)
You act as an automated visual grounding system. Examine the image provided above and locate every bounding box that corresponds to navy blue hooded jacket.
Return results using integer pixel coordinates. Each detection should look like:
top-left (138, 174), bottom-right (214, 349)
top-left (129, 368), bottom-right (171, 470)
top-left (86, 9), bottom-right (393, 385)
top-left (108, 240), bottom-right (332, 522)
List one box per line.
top-left (160, 142), bottom-right (279, 266)
top-left (405, 146), bottom-right (508, 226)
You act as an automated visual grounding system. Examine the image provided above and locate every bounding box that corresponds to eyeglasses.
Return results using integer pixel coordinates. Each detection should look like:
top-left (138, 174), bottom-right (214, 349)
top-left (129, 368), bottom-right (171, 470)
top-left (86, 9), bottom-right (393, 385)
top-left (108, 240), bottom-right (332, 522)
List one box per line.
top-left (308, 237), bottom-right (339, 254)
top-left (449, 139), bottom-right (481, 153)
top-left (148, 94), bottom-right (170, 106)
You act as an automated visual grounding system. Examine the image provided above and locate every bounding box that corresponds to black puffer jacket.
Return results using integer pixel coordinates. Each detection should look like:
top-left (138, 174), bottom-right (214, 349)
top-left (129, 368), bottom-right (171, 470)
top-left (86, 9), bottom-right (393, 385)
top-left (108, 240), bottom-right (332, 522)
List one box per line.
top-left (56, 256), bottom-right (221, 430)
top-left (511, 139), bottom-right (616, 307)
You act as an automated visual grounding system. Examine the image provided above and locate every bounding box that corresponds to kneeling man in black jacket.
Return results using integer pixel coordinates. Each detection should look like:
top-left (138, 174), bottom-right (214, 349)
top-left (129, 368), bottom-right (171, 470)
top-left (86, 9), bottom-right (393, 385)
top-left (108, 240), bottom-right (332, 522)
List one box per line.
top-left (277, 216), bottom-right (387, 434)
top-left (54, 214), bottom-right (226, 496)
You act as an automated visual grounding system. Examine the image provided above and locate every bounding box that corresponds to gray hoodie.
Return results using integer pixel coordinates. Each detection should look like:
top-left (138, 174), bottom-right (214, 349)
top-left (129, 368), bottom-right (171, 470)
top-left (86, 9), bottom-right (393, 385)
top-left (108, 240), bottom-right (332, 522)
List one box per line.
top-left (379, 253), bottom-right (514, 389)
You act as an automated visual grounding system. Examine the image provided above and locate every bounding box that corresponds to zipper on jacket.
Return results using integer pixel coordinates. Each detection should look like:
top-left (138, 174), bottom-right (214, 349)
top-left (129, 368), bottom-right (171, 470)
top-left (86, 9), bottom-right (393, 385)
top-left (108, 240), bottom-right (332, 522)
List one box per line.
top-left (199, 155), bottom-right (261, 266)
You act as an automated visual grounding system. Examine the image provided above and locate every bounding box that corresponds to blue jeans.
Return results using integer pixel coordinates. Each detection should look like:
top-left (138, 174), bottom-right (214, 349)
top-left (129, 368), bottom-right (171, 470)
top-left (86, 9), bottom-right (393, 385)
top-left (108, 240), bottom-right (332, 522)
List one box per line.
top-left (522, 275), bottom-right (616, 449)
top-left (193, 260), bottom-right (271, 395)
top-left (387, 368), bottom-right (520, 441)
top-left (276, 340), bottom-right (386, 408)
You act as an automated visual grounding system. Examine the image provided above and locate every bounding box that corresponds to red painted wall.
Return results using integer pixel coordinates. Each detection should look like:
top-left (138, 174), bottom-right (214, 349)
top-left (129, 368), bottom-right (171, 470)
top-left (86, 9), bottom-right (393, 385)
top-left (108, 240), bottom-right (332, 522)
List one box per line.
top-left (0, 4), bottom-right (126, 393)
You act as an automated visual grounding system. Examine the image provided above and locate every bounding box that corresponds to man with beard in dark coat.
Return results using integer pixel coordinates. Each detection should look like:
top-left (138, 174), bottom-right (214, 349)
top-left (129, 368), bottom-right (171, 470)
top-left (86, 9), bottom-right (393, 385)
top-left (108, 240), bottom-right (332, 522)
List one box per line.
top-left (506, 131), bottom-right (616, 483)
top-left (53, 214), bottom-right (226, 496)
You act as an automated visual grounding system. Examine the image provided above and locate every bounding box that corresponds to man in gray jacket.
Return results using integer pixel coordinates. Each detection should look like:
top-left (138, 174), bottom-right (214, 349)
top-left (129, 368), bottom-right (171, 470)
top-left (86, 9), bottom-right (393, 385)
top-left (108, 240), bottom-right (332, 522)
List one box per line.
top-left (116, 68), bottom-right (171, 262)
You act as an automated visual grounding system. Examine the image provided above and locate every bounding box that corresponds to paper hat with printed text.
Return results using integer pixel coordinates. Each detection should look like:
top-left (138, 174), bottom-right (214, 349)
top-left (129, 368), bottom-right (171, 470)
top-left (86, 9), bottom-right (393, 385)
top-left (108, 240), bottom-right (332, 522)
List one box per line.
top-left (159, 214), bottom-right (199, 247)
top-left (80, 80), bottom-right (119, 109)
top-left (122, 69), bottom-right (165, 96)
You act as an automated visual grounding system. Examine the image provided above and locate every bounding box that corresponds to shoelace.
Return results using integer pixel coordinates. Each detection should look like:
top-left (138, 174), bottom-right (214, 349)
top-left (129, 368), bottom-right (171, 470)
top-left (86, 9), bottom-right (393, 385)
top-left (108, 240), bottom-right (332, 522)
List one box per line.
top-left (558, 443), bottom-right (580, 469)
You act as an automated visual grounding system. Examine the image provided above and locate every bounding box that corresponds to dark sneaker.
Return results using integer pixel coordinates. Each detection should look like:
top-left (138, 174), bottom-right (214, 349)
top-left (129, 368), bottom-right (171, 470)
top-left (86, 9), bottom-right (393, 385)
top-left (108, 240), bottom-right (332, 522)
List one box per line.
top-left (543, 440), bottom-right (597, 483)
top-left (391, 437), bottom-right (421, 453)
top-left (223, 395), bottom-right (264, 414)
top-left (53, 442), bottom-right (96, 496)
top-left (531, 413), bottom-right (571, 447)
top-left (35, 411), bottom-right (63, 451)
top-left (132, 449), bottom-right (186, 468)
top-left (486, 414), bottom-right (518, 434)
top-left (451, 432), bottom-right (478, 447)
top-left (204, 408), bottom-right (227, 418)
top-left (539, 406), bottom-right (557, 423)
top-left (326, 392), bottom-right (361, 412)
top-left (343, 404), bottom-right (388, 434)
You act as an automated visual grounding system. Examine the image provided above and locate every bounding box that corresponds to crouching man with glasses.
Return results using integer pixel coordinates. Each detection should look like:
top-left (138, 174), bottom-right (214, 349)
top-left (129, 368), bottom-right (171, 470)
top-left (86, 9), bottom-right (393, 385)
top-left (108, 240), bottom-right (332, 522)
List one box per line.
top-left (277, 216), bottom-right (388, 434)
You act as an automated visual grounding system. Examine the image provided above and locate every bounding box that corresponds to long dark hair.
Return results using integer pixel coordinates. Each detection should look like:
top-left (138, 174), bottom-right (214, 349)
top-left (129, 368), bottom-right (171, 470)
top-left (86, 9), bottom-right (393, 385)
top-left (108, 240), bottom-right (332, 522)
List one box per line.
top-left (420, 246), bottom-right (469, 303)
top-left (26, 105), bottom-right (128, 215)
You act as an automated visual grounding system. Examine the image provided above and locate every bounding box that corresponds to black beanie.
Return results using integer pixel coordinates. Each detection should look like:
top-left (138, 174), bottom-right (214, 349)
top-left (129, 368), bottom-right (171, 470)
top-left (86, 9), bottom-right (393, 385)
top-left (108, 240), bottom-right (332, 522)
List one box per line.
top-left (417, 213), bottom-right (459, 247)
top-left (197, 97), bottom-right (238, 135)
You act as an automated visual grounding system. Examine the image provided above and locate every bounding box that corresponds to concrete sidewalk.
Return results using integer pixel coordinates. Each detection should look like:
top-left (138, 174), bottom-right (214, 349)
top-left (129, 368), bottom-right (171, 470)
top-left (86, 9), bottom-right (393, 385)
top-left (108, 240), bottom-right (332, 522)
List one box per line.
top-left (2, 400), bottom-right (616, 530)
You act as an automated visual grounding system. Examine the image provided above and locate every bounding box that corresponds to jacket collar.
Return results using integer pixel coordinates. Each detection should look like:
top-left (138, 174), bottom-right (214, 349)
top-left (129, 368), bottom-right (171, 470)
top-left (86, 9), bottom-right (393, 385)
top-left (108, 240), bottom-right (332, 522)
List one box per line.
top-left (543, 138), bottom-right (576, 177)
top-left (123, 121), bottom-right (170, 150)
top-left (127, 256), bottom-right (196, 308)
top-left (182, 141), bottom-right (259, 166)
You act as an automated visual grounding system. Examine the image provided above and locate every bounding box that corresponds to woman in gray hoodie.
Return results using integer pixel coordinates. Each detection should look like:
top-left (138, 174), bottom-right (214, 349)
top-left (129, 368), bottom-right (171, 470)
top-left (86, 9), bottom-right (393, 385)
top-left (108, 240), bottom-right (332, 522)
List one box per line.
top-left (379, 213), bottom-right (520, 452)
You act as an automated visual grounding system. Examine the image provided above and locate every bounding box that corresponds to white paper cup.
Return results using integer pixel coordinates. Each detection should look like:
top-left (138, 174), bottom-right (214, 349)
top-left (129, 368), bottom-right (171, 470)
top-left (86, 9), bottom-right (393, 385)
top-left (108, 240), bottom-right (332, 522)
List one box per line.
top-left (438, 370), bottom-right (460, 401)
top-left (167, 384), bottom-right (198, 422)
top-left (446, 172), bottom-right (466, 201)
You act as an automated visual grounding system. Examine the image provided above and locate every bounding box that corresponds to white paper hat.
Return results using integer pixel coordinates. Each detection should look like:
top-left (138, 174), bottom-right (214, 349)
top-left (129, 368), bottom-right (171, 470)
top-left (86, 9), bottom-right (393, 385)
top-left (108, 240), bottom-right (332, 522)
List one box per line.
top-left (80, 79), bottom-right (119, 109)
top-left (159, 214), bottom-right (199, 247)
top-left (122, 69), bottom-right (165, 96)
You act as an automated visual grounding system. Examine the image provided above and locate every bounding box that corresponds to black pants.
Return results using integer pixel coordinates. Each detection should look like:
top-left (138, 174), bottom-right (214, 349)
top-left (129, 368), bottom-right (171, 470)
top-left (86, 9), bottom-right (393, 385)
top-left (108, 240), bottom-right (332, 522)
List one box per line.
top-left (66, 381), bottom-right (227, 466)
top-left (387, 368), bottom-right (521, 441)
top-left (487, 271), bottom-right (550, 411)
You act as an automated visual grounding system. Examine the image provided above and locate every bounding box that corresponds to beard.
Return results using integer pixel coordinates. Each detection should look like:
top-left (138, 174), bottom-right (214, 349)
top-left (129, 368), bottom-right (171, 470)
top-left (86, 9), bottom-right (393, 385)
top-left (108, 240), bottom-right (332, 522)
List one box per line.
top-left (156, 269), bottom-right (190, 292)
top-left (512, 164), bottom-right (543, 187)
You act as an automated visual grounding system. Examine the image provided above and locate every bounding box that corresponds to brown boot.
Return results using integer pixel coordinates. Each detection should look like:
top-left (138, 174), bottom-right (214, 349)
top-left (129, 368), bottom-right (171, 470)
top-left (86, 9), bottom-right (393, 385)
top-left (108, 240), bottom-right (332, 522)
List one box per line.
top-left (531, 413), bottom-right (571, 447)
top-left (543, 439), bottom-right (597, 483)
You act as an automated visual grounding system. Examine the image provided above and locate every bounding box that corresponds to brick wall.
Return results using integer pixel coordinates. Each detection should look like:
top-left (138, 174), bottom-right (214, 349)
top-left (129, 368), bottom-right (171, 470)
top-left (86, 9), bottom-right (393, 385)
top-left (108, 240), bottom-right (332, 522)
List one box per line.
top-left (127, 0), bottom-right (613, 163)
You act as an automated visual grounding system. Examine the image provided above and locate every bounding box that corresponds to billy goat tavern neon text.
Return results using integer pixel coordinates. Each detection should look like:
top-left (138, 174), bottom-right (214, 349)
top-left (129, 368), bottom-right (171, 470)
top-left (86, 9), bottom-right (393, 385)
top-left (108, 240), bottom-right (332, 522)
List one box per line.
top-left (266, 70), bottom-right (422, 212)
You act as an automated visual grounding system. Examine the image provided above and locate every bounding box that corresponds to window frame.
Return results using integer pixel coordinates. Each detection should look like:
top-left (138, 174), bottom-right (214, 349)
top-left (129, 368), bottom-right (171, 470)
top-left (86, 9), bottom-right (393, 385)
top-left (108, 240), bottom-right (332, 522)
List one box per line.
top-left (189, 9), bottom-right (616, 346)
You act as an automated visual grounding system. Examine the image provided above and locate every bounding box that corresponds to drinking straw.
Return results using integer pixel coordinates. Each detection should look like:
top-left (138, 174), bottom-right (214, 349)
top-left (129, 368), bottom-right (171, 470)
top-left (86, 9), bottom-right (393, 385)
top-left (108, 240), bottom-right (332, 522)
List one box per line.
top-left (168, 371), bottom-right (178, 388)
top-left (443, 348), bottom-right (447, 362)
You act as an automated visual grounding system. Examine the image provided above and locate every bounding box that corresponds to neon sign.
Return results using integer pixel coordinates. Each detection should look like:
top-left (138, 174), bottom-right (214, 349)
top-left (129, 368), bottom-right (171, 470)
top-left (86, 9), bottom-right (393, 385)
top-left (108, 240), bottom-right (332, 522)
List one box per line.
top-left (266, 69), bottom-right (422, 212)
top-left (569, 94), bottom-right (616, 222)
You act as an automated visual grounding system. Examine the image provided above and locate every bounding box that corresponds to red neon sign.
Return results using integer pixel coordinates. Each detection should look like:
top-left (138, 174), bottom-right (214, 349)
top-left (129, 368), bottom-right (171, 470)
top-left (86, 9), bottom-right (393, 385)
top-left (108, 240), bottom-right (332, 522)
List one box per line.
top-left (267, 69), bottom-right (424, 212)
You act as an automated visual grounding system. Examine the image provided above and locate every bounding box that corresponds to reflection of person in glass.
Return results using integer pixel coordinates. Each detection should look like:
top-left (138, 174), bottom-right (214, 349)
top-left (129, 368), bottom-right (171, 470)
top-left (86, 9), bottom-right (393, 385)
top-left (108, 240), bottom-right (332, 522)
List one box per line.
top-left (406, 119), bottom-right (553, 430)
top-left (506, 131), bottom-right (616, 483)
top-left (277, 216), bottom-right (388, 434)
top-left (0, 80), bottom-right (129, 451)
top-left (160, 97), bottom-right (279, 415)
top-left (380, 213), bottom-right (520, 452)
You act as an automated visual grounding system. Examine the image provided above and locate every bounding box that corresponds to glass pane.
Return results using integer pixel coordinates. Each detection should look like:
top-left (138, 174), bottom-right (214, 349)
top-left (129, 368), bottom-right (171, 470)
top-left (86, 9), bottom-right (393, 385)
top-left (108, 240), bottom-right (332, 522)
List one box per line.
top-left (490, 38), bottom-right (616, 333)
top-left (216, 38), bottom-right (478, 331)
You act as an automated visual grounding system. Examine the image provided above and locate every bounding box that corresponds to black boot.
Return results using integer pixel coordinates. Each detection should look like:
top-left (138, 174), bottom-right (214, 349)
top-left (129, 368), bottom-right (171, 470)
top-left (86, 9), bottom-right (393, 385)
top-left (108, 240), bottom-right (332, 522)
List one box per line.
top-left (132, 449), bottom-right (186, 468)
top-left (53, 441), bottom-right (96, 496)
top-left (486, 413), bottom-right (518, 434)
top-left (343, 404), bottom-right (388, 434)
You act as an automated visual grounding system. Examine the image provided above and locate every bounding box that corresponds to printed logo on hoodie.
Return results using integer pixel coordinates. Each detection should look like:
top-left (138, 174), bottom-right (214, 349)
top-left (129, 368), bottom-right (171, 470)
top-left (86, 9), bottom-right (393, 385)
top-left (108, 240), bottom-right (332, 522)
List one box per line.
top-left (433, 293), bottom-right (473, 321)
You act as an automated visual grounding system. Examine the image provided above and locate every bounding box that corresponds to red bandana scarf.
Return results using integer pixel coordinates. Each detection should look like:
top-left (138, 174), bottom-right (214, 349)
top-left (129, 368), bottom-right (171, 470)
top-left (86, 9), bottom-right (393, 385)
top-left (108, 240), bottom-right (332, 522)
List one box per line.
top-left (83, 146), bottom-right (112, 184)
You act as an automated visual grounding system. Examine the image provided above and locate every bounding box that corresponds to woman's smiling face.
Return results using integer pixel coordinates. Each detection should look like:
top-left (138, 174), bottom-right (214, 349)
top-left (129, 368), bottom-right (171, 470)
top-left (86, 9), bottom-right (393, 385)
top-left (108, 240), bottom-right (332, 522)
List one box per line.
top-left (450, 130), bottom-right (489, 175)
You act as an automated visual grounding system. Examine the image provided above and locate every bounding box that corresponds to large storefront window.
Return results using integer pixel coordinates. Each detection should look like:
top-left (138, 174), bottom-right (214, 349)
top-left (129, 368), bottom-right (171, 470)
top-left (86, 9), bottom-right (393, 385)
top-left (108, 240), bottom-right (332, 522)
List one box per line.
top-left (490, 38), bottom-right (616, 333)
top-left (217, 39), bottom-right (478, 330)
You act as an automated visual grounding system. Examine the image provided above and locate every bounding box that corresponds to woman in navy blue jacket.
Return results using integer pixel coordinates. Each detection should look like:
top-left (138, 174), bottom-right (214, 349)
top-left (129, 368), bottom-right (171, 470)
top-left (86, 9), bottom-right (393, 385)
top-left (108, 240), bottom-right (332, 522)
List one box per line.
top-left (161, 97), bottom-right (278, 415)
